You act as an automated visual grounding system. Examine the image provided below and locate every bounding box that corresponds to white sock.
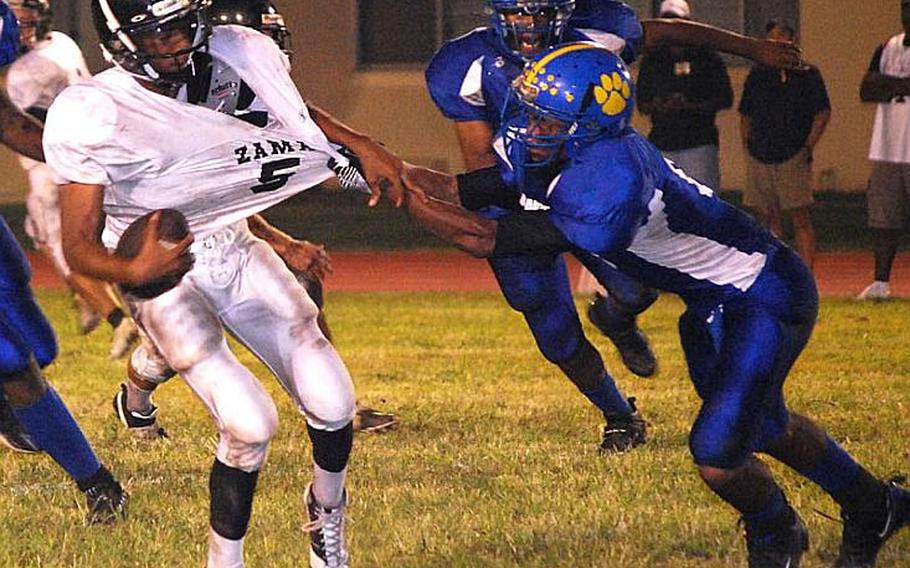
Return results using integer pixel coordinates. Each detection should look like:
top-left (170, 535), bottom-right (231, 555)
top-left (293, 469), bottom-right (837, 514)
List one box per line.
top-left (207, 528), bottom-right (245, 568)
top-left (312, 464), bottom-right (346, 508)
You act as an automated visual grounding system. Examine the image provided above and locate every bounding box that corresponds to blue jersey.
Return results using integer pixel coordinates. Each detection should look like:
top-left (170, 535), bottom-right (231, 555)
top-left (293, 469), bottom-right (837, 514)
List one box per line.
top-left (506, 130), bottom-right (779, 309)
top-left (425, 1), bottom-right (642, 130)
top-left (0, 2), bottom-right (20, 66)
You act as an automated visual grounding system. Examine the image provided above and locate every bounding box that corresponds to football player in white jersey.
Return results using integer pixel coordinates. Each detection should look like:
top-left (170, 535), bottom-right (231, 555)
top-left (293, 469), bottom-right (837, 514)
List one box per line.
top-left (6, 0), bottom-right (140, 359)
top-left (46, 1), bottom-right (408, 566)
top-left (112, 0), bottom-right (398, 442)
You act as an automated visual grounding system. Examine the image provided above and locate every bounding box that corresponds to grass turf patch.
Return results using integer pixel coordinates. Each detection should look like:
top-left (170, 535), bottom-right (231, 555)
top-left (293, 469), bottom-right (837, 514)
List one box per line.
top-left (0, 291), bottom-right (907, 567)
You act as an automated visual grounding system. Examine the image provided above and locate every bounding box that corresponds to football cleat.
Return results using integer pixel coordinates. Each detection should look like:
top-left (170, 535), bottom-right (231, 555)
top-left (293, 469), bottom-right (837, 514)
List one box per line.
top-left (836, 478), bottom-right (910, 567)
top-left (587, 293), bottom-right (657, 378)
top-left (599, 397), bottom-right (647, 454)
top-left (84, 477), bottom-right (129, 525)
top-left (744, 507), bottom-right (810, 568)
top-left (0, 393), bottom-right (40, 454)
top-left (855, 281), bottom-right (891, 301)
top-left (113, 384), bottom-right (168, 440)
top-left (109, 318), bottom-right (140, 360)
top-left (352, 403), bottom-right (399, 434)
top-left (304, 483), bottom-right (349, 568)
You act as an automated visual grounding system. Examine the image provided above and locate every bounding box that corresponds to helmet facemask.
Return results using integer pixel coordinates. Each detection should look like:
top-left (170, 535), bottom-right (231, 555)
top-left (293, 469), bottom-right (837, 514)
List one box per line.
top-left (490, 0), bottom-right (575, 60)
top-left (95, 0), bottom-right (212, 88)
top-left (501, 43), bottom-right (635, 187)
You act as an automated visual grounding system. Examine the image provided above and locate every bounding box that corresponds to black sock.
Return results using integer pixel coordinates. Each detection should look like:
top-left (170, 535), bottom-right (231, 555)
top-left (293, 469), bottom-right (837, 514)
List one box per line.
top-left (209, 459), bottom-right (259, 540)
top-left (106, 308), bottom-right (125, 329)
top-left (76, 464), bottom-right (115, 492)
top-left (871, 229), bottom-right (900, 282)
top-left (832, 466), bottom-right (887, 514)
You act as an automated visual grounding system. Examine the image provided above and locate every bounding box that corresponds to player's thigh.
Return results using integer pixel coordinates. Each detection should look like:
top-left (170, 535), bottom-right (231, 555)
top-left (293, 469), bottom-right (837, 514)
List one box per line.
top-left (489, 253), bottom-right (570, 313)
top-left (776, 149), bottom-right (814, 211)
top-left (0, 288), bottom-right (57, 373)
top-left (221, 240), bottom-right (354, 429)
top-left (867, 161), bottom-right (908, 229)
top-left (689, 306), bottom-right (792, 467)
top-left (127, 281), bottom-right (225, 373)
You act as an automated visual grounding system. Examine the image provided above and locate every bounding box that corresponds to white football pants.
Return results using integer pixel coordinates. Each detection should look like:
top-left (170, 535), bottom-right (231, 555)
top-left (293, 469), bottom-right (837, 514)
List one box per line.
top-left (126, 221), bottom-right (356, 472)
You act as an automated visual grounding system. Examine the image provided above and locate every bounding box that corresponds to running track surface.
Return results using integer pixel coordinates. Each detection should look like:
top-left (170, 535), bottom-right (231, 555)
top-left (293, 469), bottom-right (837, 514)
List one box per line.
top-left (28, 250), bottom-right (910, 298)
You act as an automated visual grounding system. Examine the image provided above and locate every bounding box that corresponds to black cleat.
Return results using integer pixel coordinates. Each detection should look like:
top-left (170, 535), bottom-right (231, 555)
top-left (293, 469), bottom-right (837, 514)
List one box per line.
top-left (599, 398), bottom-right (647, 454)
top-left (836, 478), bottom-right (910, 567)
top-left (352, 403), bottom-right (399, 434)
top-left (0, 393), bottom-right (39, 454)
top-left (587, 293), bottom-right (657, 378)
top-left (744, 508), bottom-right (809, 568)
top-left (84, 478), bottom-right (129, 525)
top-left (113, 384), bottom-right (168, 440)
top-left (305, 483), bottom-right (349, 568)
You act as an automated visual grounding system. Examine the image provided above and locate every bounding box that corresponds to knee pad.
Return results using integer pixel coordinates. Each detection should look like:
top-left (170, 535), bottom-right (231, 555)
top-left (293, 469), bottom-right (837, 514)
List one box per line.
top-left (217, 403), bottom-right (278, 472)
top-left (689, 417), bottom-right (751, 469)
top-left (209, 459), bottom-right (259, 540)
top-left (1, 357), bottom-right (49, 408)
top-left (308, 422), bottom-right (353, 473)
top-left (524, 306), bottom-right (583, 363)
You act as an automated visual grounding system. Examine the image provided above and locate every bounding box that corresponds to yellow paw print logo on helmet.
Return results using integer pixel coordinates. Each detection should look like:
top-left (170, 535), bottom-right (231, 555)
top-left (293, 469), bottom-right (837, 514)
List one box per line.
top-left (594, 72), bottom-right (631, 116)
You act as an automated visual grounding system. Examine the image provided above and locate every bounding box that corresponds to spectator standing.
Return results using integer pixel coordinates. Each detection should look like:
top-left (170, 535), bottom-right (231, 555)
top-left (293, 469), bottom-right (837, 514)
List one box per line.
top-left (636, 0), bottom-right (733, 190)
top-left (739, 19), bottom-right (831, 272)
top-left (857, 0), bottom-right (910, 300)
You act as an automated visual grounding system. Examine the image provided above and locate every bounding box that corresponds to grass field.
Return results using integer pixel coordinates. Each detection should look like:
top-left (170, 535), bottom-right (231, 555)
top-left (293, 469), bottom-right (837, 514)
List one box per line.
top-left (1, 291), bottom-right (908, 567)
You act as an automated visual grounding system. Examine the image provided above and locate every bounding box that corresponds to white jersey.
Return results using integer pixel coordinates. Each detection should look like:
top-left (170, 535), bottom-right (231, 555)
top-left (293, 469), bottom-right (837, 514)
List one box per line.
top-left (6, 31), bottom-right (89, 113)
top-left (7, 31), bottom-right (89, 171)
top-left (43, 26), bottom-right (345, 249)
top-left (869, 33), bottom-right (910, 163)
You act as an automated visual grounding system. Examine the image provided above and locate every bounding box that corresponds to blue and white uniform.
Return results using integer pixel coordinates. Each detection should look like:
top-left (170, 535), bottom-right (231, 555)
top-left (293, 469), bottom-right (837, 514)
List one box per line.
top-left (425, 2), bottom-right (650, 368)
top-left (0, 2), bottom-right (58, 378)
top-left (499, 129), bottom-right (818, 468)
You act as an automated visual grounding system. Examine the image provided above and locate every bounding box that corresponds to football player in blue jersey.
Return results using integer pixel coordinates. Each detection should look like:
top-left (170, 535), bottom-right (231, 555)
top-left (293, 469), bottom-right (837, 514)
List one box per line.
top-left (425, 0), bottom-right (802, 453)
top-left (0, 0), bottom-right (127, 523)
top-left (400, 43), bottom-right (910, 568)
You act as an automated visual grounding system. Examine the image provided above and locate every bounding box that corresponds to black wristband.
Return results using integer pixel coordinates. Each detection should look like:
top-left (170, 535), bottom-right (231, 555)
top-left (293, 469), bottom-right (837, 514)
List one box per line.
top-left (492, 212), bottom-right (573, 257)
top-left (456, 167), bottom-right (520, 211)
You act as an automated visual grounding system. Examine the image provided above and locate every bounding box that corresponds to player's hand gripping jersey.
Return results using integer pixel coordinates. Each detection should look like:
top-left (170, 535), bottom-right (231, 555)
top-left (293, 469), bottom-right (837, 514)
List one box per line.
top-left (43, 25), bottom-right (351, 251)
top-left (425, 0), bottom-right (642, 130)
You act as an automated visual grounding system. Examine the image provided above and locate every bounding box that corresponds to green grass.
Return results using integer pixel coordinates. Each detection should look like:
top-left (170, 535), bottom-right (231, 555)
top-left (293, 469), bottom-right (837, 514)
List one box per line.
top-left (1, 292), bottom-right (908, 567)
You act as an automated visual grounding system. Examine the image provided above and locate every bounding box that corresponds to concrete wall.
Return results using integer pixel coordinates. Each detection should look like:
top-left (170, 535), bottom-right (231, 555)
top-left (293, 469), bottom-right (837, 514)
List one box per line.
top-left (0, 0), bottom-right (899, 204)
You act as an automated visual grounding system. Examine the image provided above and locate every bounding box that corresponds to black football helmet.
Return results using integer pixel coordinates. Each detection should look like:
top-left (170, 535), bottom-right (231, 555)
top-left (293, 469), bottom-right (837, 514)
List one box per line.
top-left (209, 0), bottom-right (291, 59)
top-left (92, 0), bottom-right (212, 86)
top-left (9, 0), bottom-right (53, 51)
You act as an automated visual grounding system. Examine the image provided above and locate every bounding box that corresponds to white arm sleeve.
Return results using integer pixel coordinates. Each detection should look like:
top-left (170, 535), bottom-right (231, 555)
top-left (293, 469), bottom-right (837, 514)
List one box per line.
top-left (43, 85), bottom-right (119, 186)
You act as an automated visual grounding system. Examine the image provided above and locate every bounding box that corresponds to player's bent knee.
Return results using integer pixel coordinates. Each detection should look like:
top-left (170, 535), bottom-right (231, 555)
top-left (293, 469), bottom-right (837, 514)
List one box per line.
top-left (689, 428), bottom-right (751, 470)
top-left (1, 358), bottom-right (49, 407)
top-left (129, 343), bottom-right (177, 387)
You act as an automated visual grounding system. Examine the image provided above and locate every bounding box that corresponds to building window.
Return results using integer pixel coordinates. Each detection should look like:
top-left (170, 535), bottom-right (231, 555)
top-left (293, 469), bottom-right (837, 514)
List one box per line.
top-left (357, 0), bottom-right (798, 67)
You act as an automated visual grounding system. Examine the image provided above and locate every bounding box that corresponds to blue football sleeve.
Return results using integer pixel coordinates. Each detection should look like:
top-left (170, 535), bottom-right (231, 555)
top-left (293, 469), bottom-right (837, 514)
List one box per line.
top-left (0, 3), bottom-right (21, 66)
top-left (425, 38), bottom-right (489, 122)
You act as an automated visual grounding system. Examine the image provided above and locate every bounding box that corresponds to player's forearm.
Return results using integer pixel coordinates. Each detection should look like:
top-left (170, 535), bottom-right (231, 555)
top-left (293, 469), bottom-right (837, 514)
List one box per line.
top-left (247, 214), bottom-right (293, 256)
top-left (64, 236), bottom-right (140, 285)
top-left (404, 192), bottom-right (496, 258)
top-left (642, 19), bottom-right (750, 55)
top-left (307, 103), bottom-right (374, 154)
top-left (860, 72), bottom-right (910, 102)
top-left (0, 91), bottom-right (44, 162)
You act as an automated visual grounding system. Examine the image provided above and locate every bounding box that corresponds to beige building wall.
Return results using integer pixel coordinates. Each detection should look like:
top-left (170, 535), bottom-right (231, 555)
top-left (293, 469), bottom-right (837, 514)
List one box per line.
top-left (0, 0), bottom-right (899, 204)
